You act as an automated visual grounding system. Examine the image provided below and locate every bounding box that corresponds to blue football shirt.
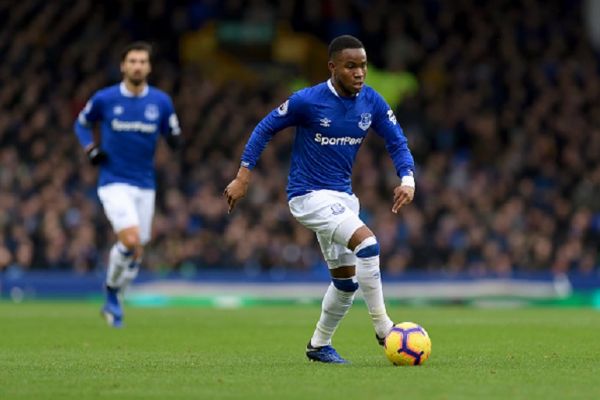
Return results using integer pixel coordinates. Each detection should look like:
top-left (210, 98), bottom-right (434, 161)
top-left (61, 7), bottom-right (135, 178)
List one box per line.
top-left (74, 82), bottom-right (181, 189)
top-left (241, 80), bottom-right (415, 199)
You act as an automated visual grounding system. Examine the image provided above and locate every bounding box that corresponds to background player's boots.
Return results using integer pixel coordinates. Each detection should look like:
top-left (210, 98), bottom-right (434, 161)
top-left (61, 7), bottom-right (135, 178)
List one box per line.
top-left (101, 286), bottom-right (123, 328)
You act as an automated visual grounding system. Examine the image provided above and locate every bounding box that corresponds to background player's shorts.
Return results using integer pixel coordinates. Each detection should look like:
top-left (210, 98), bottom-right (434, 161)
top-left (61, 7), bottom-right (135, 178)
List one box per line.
top-left (97, 183), bottom-right (155, 245)
top-left (289, 190), bottom-right (364, 269)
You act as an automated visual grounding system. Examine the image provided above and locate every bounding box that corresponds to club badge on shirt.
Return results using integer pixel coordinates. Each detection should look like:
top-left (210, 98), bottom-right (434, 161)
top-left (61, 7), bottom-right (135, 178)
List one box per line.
top-left (330, 203), bottom-right (346, 215)
top-left (145, 104), bottom-right (159, 121)
top-left (358, 113), bottom-right (372, 131)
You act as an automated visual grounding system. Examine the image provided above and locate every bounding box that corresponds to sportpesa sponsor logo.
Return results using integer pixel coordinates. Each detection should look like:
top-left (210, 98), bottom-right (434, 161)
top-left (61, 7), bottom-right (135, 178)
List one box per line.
top-left (314, 133), bottom-right (363, 146)
top-left (111, 119), bottom-right (157, 133)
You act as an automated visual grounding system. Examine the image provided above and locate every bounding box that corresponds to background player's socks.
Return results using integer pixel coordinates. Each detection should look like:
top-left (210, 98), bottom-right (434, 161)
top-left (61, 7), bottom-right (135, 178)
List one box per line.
top-left (121, 260), bottom-right (141, 291)
top-left (106, 242), bottom-right (134, 288)
top-left (354, 237), bottom-right (394, 338)
top-left (310, 280), bottom-right (357, 347)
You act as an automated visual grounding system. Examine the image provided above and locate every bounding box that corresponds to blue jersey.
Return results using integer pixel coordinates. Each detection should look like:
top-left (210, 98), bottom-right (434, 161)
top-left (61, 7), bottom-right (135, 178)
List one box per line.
top-left (74, 82), bottom-right (181, 189)
top-left (241, 80), bottom-right (415, 199)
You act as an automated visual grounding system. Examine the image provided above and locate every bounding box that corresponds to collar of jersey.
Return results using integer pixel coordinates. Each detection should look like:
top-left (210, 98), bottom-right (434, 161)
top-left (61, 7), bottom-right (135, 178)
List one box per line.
top-left (327, 79), bottom-right (360, 98)
top-left (120, 82), bottom-right (149, 97)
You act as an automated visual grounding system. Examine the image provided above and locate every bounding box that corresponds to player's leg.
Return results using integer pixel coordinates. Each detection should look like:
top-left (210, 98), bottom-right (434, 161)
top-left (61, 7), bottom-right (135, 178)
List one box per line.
top-left (305, 263), bottom-right (357, 363)
top-left (309, 265), bottom-right (357, 349)
top-left (97, 184), bottom-right (142, 327)
top-left (120, 188), bottom-right (155, 291)
top-left (289, 190), bottom-right (359, 363)
top-left (102, 226), bottom-right (141, 328)
top-left (334, 222), bottom-right (394, 342)
top-left (295, 191), bottom-right (393, 343)
top-left (114, 226), bottom-right (142, 289)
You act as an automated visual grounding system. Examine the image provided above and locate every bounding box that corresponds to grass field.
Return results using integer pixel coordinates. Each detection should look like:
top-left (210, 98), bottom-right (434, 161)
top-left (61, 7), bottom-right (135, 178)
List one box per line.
top-left (1, 302), bottom-right (600, 400)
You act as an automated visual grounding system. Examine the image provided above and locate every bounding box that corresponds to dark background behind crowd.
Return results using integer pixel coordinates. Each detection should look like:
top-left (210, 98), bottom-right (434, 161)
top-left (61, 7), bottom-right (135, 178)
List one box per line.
top-left (1, 0), bottom-right (599, 278)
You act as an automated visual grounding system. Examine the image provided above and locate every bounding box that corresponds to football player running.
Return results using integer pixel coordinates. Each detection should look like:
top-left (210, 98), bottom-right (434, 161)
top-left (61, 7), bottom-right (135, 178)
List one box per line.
top-left (74, 41), bottom-right (182, 327)
top-left (225, 35), bottom-right (415, 363)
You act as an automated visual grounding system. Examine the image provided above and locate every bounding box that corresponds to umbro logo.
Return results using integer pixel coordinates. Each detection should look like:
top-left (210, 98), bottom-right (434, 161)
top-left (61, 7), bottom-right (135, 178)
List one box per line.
top-left (319, 117), bottom-right (331, 127)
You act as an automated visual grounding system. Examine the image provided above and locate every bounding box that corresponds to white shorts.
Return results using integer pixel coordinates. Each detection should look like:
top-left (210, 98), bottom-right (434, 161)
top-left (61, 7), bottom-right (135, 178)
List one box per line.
top-left (97, 183), bottom-right (155, 245)
top-left (289, 190), bottom-right (364, 269)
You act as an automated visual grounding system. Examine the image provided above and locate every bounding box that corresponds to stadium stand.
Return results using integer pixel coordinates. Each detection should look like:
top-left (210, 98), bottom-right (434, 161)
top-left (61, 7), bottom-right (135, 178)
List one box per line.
top-left (0, 0), bottom-right (598, 280)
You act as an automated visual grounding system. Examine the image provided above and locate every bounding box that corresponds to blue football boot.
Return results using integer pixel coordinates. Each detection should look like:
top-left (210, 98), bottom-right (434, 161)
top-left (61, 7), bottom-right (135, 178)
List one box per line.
top-left (306, 341), bottom-right (348, 364)
top-left (101, 286), bottom-right (123, 328)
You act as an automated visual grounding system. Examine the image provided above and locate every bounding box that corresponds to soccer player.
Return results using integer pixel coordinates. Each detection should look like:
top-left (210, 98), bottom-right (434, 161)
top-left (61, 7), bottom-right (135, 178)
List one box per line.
top-left (74, 41), bottom-right (182, 328)
top-left (224, 35), bottom-right (415, 363)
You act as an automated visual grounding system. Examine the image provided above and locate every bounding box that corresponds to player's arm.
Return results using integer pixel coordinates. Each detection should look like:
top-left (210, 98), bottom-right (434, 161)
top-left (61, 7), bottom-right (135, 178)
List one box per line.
top-left (74, 94), bottom-right (107, 165)
top-left (371, 94), bottom-right (416, 214)
top-left (161, 96), bottom-right (183, 150)
top-left (224, 94), bottom-right (303, 213)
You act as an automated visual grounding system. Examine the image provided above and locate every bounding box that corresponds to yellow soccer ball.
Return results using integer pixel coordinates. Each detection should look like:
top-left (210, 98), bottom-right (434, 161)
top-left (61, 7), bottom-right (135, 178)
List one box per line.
top-left (384, 322), bottom-right (432, 366)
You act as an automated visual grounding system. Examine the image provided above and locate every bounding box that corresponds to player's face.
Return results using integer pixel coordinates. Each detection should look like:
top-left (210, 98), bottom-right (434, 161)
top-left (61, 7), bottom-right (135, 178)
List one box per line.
top-left (328, 48), bottom-right (367, 96)
top-left (120, 50), bottom-right (151, 86)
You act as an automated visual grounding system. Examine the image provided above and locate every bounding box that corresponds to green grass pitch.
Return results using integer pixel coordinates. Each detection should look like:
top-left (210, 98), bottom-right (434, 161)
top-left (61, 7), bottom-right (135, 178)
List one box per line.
top-left (1, 302), bottom-right (600, 399)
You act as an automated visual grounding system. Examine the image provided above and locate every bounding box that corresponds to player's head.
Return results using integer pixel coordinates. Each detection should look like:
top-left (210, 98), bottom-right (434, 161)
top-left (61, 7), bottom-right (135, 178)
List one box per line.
top-left (120, 41), bottom-right (152, 86)
top-left (328, 35), bottom-right (367, 96)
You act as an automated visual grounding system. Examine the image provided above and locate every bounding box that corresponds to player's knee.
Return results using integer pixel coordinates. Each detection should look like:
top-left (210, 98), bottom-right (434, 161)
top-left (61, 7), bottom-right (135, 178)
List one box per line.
top-left (354, 236), bottom-right (380, 258)
top-left (120, 233), bottom-right (141, 250)
top-left (332, 277), bottom-right (359, 293)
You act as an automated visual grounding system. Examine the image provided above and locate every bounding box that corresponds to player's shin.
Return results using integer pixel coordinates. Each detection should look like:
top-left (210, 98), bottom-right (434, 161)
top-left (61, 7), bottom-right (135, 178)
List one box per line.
top-left (120, 259), bottom-right (140, 292)
top-left (106, 242), bottom-right (134, 289)
top-left (354, 237), bottom-right (394, 338)
top-left (310, 278), bottom-right (358, 347)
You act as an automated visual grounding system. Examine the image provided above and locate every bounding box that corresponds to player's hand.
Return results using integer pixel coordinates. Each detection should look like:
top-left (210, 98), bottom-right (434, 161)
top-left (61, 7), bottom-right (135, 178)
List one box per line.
top-left (224, 167), bottom-right (252, 213)
top-left (223, 177), bottom-right (249, 213)
top-left (392, 185), bottom-right (414, 214)
top-left (86, 146), bottom-right (108, 166)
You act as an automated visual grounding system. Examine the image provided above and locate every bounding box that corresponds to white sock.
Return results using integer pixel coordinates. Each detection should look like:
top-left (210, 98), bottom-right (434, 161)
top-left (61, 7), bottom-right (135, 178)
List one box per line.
top-left (310, 283), bottom-right (356, 347)
top-left (106, 242), bottom-right (134, 289)
top-left (355, 238), bottom-right (394, 338)
top-left (120, 260), bottom-right (140, 291)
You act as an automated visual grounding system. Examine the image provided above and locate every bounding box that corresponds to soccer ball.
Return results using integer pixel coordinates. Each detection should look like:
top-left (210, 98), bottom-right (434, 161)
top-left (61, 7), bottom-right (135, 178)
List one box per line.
top-left (384, 322), bottom-right (431, 366)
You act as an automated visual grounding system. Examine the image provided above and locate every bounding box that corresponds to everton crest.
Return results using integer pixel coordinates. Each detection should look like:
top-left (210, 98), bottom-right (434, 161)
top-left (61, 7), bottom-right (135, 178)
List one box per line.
top-left (330, 203), bottom-right (346, 215)
top-left (358, 113), bottom-right (372, 131)
top-left (144, 104), bottom-right (159, 121)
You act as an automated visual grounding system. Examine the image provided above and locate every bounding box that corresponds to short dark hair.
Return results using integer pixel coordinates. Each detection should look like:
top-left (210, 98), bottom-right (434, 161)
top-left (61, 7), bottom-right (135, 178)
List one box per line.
top-left (328, 35), bottom-right (364, 59)
top-left (120, 41), bottom-right (153, 62)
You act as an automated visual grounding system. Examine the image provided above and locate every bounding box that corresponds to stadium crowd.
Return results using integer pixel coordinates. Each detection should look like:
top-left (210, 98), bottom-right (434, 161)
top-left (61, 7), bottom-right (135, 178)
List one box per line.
top-left (0, 0), bottom-right (599, 276)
